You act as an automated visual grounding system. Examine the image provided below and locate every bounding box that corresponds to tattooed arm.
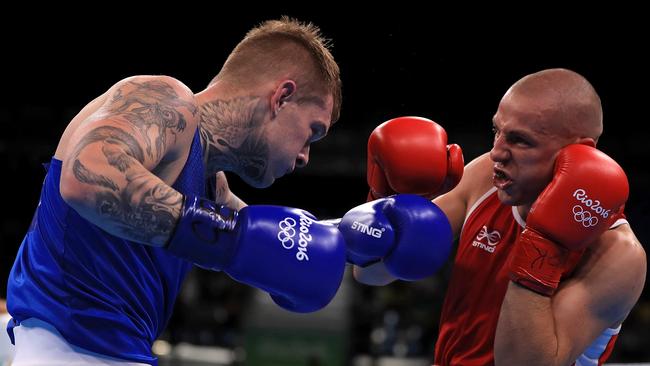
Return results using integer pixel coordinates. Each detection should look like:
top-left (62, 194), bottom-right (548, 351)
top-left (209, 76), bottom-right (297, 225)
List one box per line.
top-left (59, 76), bottom-right (198, 247)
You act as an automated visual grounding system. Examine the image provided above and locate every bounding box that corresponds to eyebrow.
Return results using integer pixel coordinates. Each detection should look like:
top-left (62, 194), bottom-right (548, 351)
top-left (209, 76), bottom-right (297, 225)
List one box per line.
top-left (492, 121), bottom-right (536, 141)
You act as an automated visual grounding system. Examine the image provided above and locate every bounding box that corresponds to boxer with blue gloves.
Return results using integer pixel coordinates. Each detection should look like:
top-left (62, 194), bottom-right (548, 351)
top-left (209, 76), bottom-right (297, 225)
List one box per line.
top-left (6, 18), bottom-right (344, 365)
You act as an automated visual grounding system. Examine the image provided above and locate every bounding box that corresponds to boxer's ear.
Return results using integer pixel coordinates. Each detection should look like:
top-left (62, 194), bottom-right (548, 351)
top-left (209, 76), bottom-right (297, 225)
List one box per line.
top-left (575, 137), bottom-right (596, 148)
top-left (270, 80), bottom-right (296, 118)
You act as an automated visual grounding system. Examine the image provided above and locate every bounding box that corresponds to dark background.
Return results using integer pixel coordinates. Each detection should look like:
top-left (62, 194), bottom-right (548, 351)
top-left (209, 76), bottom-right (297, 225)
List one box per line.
top-left (1, 9), bottom-right (648, 363)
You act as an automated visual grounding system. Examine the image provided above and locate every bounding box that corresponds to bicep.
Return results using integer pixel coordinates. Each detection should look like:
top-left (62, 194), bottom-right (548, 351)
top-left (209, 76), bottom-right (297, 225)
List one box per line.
top-left (552, 226), bottom-right (646, 361)
top-left (60, 117), bottom-right (156, 204)
top-left (59, 117), bottom-right (184, 246)
top-left (63, 76), bottom-right (197, 170)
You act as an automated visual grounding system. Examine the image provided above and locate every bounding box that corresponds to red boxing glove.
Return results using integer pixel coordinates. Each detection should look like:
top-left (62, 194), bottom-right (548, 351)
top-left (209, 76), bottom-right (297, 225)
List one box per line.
top-left (509, 144), bottom-right (629, 296)
top-left (367, 116), bottom-right (464, 201)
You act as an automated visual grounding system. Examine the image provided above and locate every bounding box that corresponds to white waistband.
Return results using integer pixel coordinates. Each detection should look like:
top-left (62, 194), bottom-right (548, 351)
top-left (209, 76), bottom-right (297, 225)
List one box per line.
top-left (11, 318), bottom-right (148, 366)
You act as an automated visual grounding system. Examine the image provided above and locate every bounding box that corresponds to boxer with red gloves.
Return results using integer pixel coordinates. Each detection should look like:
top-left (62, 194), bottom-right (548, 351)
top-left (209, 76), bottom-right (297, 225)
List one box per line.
top-left (355, 69), bottom-right (646, 366)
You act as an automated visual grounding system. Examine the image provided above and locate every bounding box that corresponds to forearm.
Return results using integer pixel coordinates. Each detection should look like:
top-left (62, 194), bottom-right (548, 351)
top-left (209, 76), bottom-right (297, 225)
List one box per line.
top-left (353, 262), bottom-right (397, 286)
top-left (212, 171), bottom-right (247, 210)
top-left (223, 191), bottom-right (247, 210)
top-left (325, 217), bottom-right (397, 286)
top-left (495, 283), bottom-right (570, 366)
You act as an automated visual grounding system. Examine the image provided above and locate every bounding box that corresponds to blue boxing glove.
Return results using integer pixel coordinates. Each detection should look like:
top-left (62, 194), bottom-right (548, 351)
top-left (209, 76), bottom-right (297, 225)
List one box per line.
top-left (339, 194), bottom-right (452, 281)
top-left (166, 195), bottom-right (346, 313)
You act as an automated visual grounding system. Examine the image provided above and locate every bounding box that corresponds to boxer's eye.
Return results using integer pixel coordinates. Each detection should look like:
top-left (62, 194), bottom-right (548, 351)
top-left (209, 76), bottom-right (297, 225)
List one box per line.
top-left (310, 122), bottom-right (327, 143)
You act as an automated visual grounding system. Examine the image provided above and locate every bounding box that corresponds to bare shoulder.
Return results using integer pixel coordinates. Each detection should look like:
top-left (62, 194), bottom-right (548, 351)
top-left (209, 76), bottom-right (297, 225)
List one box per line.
top-left (65, 75), bottom-right (199, 141)
top-left (602, 223), bottom-right (644, 274)
top-left (458, 152), bottom-right (495, 205)
top-left (57, 75), bottom-right (201, 173)
top-left (105, 75), bottom-right (197, 118)
top-left (589, 223), bottom-right (646, 277)
top-left (109, 75), bottom-right (194, 97)
top-left (434, 152), bottom-right (494, 237)
top-left (103, 75), bottom-right (199, 157)
top-left (577, 222), bottom-right (646, 322)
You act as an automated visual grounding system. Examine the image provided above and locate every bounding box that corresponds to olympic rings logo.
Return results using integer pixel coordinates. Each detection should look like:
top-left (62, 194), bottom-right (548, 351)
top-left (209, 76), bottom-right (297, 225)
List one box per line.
top-left (573, 189), bottom-right (611, 219)
top-left (573, 205), bottom-right (599, 228)
top-left (277, 214), bottom-right (314, 261)
top-left (277, 217), bottom-right (297, 249)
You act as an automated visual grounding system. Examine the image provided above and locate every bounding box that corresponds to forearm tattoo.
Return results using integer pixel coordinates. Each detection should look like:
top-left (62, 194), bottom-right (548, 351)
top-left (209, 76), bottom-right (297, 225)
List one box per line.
top-left (71, 80), bottom-right (194, 243)
top-left (199, 96), bottom-right (270, 185)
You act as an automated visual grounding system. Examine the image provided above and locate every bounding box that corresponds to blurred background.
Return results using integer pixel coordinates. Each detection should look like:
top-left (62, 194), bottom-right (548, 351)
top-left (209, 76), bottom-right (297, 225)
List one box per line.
top-left (1, 8), bottom-right (648, 366)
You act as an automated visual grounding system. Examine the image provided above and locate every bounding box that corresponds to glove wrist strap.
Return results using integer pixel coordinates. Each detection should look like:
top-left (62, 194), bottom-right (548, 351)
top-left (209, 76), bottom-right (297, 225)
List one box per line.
top-left (508, 228), bottom-right (569, 296)
top-left (166, 194), bottom-right (239, 270)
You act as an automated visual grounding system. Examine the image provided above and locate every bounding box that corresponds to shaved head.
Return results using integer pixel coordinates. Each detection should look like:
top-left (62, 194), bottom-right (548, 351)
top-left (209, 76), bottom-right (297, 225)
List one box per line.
top-left (505, 68), bottom-right (603, 142)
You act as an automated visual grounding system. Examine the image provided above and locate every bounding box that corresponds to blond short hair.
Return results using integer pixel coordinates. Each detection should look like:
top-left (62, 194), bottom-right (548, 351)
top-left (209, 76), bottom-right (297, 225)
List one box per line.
top-left (213, 16), bottom-right (342, 123)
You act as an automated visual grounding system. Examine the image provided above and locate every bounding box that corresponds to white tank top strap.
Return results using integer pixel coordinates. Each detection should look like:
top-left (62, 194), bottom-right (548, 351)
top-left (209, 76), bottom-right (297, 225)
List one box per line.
top-left (463, 187), bottom-right (498, 227)
top-left (610, 218), bottom-right (628, 229)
